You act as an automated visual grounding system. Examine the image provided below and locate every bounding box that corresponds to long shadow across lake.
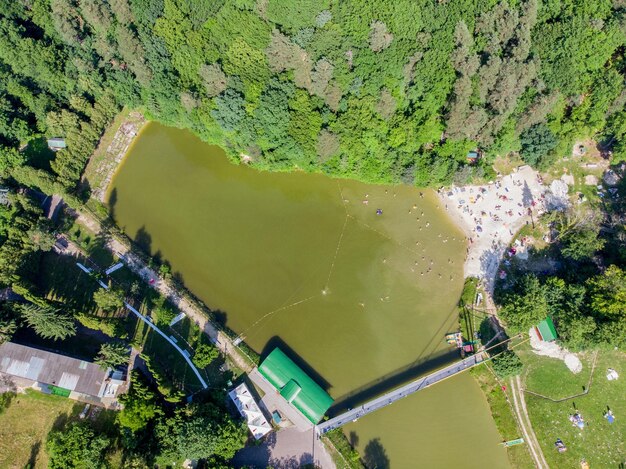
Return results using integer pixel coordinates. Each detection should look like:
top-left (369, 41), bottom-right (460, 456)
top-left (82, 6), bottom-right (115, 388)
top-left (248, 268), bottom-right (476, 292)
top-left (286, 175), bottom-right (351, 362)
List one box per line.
top-left (326, 348), bottom-right (459, 417)
top-left (258, 336), bottom-right (461, 420)
top-left (112, 214), bottom-right (465, 420)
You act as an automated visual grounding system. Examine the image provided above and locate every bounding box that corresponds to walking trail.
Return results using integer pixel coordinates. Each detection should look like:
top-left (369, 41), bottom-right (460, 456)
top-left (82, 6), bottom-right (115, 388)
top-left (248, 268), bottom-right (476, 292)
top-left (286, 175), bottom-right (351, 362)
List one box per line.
top-left (69, 210), bottom-right (336, 467)
top-left (73, 210), bottom-right (255, 373)
top-left (510, 375), bottom-right (548, 469)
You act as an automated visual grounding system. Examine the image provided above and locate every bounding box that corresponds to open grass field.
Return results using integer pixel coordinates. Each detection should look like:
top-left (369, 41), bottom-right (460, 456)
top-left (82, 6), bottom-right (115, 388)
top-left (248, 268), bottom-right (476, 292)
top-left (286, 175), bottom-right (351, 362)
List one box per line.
top-left (0, 390), bottom-right (75, 468)
top-left (0, 390), bottom-right (121, 469)
top-left (471, 365), bottom-right (536, 469)
top-left (520, 348), bottom-right (626, 468)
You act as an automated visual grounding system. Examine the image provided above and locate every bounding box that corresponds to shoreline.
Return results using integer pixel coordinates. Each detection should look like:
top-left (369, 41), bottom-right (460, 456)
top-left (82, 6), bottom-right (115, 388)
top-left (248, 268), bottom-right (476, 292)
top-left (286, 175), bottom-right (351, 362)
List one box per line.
top-left (82, 110), bottom-right (147, 203)
top-left (438, 165), bottom-right (547, 293)
top-left (80, 113), bottom-right (544, 468)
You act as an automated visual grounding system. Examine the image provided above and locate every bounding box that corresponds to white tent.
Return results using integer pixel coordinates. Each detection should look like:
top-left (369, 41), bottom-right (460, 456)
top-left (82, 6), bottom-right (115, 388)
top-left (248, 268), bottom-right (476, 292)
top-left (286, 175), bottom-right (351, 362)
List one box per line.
top-left (229, 383), bottom-right (272, 440)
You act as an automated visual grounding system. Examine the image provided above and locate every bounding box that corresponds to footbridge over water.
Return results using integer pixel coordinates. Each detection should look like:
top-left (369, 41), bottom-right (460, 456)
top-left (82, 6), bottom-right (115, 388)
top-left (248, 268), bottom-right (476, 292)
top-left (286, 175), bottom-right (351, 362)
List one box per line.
top-left (316, 352), bottom-right (485, 435)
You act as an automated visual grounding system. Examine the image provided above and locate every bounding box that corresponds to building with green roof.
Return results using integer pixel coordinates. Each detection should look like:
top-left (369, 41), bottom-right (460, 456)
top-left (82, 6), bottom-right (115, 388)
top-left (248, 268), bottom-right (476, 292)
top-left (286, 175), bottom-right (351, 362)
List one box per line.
top-left (258, 348), bottom-right (334, 424)
top-left (47, 138), bottom-right (67, 151)
top-left (535, 317), bottom-right (558, 342)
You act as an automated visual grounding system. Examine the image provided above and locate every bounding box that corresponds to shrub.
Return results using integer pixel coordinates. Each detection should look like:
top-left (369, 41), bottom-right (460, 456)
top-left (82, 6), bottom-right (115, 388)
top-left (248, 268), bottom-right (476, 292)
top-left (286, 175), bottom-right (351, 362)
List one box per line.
top-left (519, 124), bottom-right (558, 168)
top-left (491, 350), bottom-right (523, 379)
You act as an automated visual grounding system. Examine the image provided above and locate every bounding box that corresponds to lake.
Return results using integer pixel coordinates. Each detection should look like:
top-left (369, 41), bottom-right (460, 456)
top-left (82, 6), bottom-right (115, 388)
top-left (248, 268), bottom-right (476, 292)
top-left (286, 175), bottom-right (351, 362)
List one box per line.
top-left (108, 122), bottom-right (509, 468)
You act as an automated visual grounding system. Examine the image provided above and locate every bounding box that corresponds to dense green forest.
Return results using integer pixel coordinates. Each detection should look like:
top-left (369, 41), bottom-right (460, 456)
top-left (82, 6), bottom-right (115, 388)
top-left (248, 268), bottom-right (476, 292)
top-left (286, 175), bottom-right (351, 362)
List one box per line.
top-left (1, 1), bottom-right (626, 465)
top-left (0, 0), bottom-right (626, 193)
top-left (1, 0), bottom-right (620, 342)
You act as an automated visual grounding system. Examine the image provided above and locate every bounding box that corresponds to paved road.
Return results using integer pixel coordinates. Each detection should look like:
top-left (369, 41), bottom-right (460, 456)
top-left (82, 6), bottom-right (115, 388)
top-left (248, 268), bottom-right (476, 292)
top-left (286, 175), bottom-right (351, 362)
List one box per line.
top-left (232, 427), bottom-right (334, 469)
top-left (317, 353), bottom-right (485, 434)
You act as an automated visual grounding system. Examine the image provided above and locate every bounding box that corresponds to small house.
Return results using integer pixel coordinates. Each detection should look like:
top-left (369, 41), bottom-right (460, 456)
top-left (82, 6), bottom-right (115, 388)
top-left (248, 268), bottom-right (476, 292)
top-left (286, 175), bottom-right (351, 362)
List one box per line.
top-left (467, 150), bottom-right (480, 164)
top-left (534, 317), bottom-right (558, 342)
top-left (228, 382), bottom-right (272, 440)
top-left (47, 138), bottom-right (67, 151)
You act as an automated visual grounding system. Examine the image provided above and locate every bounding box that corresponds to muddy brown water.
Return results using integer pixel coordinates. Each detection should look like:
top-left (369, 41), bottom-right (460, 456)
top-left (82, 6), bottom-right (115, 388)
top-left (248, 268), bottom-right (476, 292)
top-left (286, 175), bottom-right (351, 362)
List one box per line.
top-left (108, 122), bottom-right (509, 468)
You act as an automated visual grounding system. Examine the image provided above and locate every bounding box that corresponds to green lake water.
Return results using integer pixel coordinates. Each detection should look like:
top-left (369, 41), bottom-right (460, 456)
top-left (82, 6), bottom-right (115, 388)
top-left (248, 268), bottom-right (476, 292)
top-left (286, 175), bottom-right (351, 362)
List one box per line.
top-left (108, 122), bottom-right (509, 468)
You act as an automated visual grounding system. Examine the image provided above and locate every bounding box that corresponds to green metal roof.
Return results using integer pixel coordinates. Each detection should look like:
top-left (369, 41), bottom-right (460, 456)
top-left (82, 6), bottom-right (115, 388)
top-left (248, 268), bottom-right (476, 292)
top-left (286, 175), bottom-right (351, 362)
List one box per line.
top-left (258, 348), bottom-right (334, 424)
top-left (47, 138), bottom-right (66, 149)
top-left (280, 379), bottom-right (301, 402)
top-left (537, 317), bottom-right (558, 342)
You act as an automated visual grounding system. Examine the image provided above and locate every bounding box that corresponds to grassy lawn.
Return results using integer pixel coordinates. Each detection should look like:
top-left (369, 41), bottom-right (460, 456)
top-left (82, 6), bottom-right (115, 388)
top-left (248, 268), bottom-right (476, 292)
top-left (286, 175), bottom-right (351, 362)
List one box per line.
top-left (471, 366), bottom-right (536, 469)
top-left (0, 390), bottom-right (120, 469)
top-left (493, 154), bottom-right (526, 176)
top-left (541, 141), bottom-right (607, 204)
top-left (458, 277), bottom-right (482, 346)
top-left (519, 349), bottom-right (626, 467)
top-left (0, 390), bottom-right (76, 468)
top-left (141, 326), bottom-right (205, 394)
top-left (169, 317), bottom-right (243, 390)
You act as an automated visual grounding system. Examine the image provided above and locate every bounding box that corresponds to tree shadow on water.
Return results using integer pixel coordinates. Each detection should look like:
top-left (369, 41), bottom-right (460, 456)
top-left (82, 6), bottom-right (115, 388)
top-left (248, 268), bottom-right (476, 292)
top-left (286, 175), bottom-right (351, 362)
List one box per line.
top-left (363, 438), bottom-right (390, 469)
top-left (107, 187), bottom-right (117, 221)
top-left (134, 226), bottom-right (152, 255)
top-left (212, 310), bottom-right (228, 328)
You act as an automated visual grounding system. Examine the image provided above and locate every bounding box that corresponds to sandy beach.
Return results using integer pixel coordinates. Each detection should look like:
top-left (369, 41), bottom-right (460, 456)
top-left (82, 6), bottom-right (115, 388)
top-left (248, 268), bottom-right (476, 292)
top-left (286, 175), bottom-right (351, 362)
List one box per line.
top-left (439, 165), bottom-right (547, 292)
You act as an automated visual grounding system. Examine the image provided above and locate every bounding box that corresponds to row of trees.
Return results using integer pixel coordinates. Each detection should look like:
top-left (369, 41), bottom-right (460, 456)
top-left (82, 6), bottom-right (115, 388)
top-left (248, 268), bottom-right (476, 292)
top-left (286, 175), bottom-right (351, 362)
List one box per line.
top-left (1, 0), bottom-right (626, 199)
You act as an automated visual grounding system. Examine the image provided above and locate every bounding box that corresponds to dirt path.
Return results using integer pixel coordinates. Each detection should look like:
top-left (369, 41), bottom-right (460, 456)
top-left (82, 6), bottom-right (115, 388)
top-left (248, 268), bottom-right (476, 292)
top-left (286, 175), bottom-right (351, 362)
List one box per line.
top-left (70, 208), bottom-right (336, 465)
top-left (510, 375), bottom-right (548, 468)
top-left (72, 209), bottom-right (255, 373)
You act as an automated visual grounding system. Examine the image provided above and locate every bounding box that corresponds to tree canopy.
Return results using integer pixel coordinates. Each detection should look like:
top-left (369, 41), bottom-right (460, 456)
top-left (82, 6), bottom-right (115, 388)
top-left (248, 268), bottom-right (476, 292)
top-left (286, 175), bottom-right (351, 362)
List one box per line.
top-left (192, 342), bottom-right (220, 369)
top-left (95, 342), bottom-right (129, 370)
top-left (47, 422), bottom-right (110, 469)
top-left (117, 373), bottom-right (162, 433)
top-left (18, 303), bottom-right (76, 340)
top-left (93, 287), bottom-right (124, 312)
top-left (154, 404), bottom-right (247, 463)
top-left (0, 0), bottom-right (624, 196)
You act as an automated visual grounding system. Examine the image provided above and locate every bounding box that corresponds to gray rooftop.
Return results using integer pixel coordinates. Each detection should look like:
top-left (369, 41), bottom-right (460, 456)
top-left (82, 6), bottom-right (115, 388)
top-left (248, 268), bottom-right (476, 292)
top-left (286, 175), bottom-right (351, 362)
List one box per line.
top-left (0, 342), bottom-right (109, 397)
